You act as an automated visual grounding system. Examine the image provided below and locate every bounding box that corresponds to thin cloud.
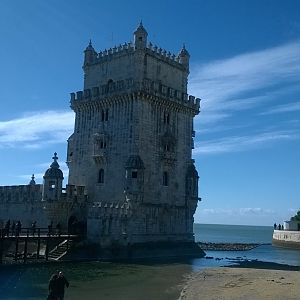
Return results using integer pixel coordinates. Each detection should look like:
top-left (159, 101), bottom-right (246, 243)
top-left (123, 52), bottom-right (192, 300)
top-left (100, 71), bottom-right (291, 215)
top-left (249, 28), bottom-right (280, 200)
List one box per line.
top-left (202, 207), bottom-right (275, 216)
top-left (261, 101), bottom-right (300, 115)
top-left (194, 130), bottom-right (298, 155)
top-left (0, 110), bottom-right (74, 148)
top-left (189, 40), bottom-right (300, 125)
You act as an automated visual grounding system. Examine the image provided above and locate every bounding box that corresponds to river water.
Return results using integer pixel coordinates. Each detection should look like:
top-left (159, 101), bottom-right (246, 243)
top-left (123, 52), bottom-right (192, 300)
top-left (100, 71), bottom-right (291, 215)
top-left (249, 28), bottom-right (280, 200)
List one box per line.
top-left (0, 224), bottom-right (299, 300)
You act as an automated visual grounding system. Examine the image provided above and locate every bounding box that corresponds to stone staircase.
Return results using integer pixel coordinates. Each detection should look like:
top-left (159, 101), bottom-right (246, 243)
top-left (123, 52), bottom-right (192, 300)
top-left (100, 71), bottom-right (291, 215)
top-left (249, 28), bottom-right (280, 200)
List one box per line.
top-left (48, 239), bottom-right (75, 261)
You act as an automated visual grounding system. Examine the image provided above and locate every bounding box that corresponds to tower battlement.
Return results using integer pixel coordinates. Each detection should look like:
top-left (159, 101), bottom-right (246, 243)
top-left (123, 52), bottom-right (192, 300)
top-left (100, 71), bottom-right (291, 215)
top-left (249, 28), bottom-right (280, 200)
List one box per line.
top-left (84, 41), bottom-right (187, 70)
top-left (70, 79), bottom-right (200, 112)
top-left (83, 23), bottom-right (191, 95)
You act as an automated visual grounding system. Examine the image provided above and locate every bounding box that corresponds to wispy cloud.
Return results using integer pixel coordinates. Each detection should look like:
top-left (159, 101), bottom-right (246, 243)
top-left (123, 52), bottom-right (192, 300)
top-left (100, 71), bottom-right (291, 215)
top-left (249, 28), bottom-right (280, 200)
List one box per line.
top-left (260, 101), bottom-right (300, 115)
top-left (0, 110), bottom-right (74, 148)
top-left (202, 207), bottom-right (275, 216)
top-left (194, 130), bottom-right (298, 155)
top-left (190, 40), bottom-right (300, 124)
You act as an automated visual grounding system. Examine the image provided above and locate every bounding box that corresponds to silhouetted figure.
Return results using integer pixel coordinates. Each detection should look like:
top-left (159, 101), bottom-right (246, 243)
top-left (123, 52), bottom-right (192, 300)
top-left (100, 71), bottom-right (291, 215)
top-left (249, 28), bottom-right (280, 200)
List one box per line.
top-left (16, 220), bottom-right (22, 236)
top-left (48, 272), bottom-right (59, 300)
top-left (278, 224), bottom-right (281, 230)
top-left (273, 223), bottom-right (277, 230)
top-left (4, 220), bottom-right (10, 237)
top-left (56, 271), bottom-right (69, 300)
top-left (11, 221), bottom-right (16, 236)
top-left (48, 221), bottom-right (53, 236)
top-left (56, 223), bottom-right (61, 236)
top-left (31, 221), bottom-right (37, 236)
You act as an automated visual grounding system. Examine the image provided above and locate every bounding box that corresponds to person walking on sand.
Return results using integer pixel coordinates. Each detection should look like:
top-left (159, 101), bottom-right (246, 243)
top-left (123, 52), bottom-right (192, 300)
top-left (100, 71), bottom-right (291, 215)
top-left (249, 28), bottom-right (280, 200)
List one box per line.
top-left (56, 271), bottom-right (69, 300)
top-left (48, 272), bottom-right (59, 300)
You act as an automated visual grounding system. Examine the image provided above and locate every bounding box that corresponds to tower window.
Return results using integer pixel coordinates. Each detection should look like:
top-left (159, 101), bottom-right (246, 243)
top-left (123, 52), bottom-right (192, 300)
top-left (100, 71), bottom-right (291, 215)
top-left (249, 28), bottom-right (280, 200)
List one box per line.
top-left (132, 171), bottom-right (138, 178)
top-left (101, 109), bottom-right (109, 122)
top-left (98, 169), bottom-right (104, 184)
top-left (163, 172), bottom-right (169, 186)
top-left (164, 112), bottom-right (170, 124)
top-left (100, 140), bottom-right (107, 149)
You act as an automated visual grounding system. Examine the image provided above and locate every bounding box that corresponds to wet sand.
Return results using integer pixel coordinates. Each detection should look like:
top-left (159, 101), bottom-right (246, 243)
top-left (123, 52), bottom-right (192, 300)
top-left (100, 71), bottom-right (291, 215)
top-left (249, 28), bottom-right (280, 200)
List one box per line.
top-left (179, 267), bottom-right (300, 300)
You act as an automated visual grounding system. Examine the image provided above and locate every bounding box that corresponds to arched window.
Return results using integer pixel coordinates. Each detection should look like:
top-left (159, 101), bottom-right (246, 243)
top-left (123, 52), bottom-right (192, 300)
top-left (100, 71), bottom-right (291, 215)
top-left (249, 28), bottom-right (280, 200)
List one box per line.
top-left (163, 171), bottom-right (169, 186)
top-left (98, 169), bottom-right (104, 184)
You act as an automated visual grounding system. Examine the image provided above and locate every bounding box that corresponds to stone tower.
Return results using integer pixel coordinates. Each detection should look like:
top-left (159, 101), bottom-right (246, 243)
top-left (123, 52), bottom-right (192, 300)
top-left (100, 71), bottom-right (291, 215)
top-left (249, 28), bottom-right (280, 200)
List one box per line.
top-left (68, 23), bottom-right (200, 245)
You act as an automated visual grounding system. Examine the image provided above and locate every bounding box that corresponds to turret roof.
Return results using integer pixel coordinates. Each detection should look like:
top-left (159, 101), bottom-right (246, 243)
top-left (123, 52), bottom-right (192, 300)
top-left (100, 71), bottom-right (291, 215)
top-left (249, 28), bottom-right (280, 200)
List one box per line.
top-left (44, 152), bottom-right (64, 179)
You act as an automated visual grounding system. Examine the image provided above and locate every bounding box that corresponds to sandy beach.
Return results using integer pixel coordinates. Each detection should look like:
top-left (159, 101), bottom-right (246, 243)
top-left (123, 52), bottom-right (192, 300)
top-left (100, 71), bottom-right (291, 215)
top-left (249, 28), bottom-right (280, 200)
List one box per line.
top-left (179, 267), bottom-right (300, 300)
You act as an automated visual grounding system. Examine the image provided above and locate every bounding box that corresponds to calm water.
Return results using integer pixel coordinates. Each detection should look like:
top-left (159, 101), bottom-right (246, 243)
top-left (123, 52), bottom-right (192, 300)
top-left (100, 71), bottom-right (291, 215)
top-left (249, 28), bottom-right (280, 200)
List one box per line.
top-left (193, 223), bottom-right (300, 268)
top-left (0, 224), bottom-right (299, 300)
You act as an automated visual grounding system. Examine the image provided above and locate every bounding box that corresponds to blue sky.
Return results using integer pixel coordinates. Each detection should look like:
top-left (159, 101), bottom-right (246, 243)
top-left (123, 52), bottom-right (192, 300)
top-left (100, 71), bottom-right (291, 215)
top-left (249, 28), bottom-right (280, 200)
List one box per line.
top-left (0, 0), bottom-right (299, 226)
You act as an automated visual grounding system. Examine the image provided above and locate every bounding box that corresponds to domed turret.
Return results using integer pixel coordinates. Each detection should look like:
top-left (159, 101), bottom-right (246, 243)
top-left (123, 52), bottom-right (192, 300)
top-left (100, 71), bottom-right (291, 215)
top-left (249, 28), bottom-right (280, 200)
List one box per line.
top-left (29, 174), bottom-right (36, 185)
top-left (84, 40), bottom-right (97, 66)
top-left (134, 21), bottom-right (148, 49)
top-left (43, 153), bottom-right (64, 201)
top-left (44, 152), bottom-right (64, 179)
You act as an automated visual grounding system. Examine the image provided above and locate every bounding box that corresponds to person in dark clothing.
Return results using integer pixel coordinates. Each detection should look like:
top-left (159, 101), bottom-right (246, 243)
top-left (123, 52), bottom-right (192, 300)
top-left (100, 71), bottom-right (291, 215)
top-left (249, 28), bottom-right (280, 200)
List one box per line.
top-left (48, 221), bottom-right (53, 236)
top-left (56, 223), bottom-right (61, 237)
top-left (16, 221), bottom-right (22, 236)
top-left (11, 221), bottom-right (16, 236)
top-left (48, 272), bottom-right (59, 300)
top-left (31, 221), bottom-right (37, 236)
top-left (5, 220), bottom-right (10, 237)
top-left (56, 271), bottom-right (69, 300)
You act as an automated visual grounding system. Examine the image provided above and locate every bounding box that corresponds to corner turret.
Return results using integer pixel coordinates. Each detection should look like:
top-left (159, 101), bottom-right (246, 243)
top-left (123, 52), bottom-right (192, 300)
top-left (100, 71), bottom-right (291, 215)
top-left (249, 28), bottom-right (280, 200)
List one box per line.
top-left (84, 40), bottom-right (97, 66)
top-left (134, 21), bottom-right (148, 49)
top-left (43, 152), bottom-right (64, 201)
top-left (178, 44), bottom-right (190, 71)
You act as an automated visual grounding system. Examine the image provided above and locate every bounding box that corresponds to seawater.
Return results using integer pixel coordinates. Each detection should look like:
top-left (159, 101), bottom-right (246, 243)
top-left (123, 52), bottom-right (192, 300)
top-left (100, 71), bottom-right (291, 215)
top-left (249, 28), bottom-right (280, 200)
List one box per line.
top-left (193, 223), bottom-right (300, 268)
top-left (0, 224), bottom-right (299, 300)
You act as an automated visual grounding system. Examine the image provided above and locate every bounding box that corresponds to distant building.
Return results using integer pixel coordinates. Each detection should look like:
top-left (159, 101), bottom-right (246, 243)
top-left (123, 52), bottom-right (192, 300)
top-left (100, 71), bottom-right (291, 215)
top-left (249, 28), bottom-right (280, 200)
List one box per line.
top-left (0, 23), bottom-right (201, 249)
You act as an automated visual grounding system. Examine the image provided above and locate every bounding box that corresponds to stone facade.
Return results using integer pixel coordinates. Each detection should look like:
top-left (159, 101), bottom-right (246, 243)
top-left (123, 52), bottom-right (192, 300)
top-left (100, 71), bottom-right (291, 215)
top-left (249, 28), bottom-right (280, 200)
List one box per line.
top-left (68, 23), bottom-right (200, 246)
top-left (0, 155), bottom-right (87, 231)
top-left (0, 23), bottom-right (201, 248)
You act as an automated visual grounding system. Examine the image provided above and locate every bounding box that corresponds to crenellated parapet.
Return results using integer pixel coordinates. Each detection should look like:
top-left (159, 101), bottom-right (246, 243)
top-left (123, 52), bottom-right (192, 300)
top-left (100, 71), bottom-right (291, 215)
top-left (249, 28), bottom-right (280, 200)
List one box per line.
top-left (0, 184), bottom-right (43, 203)
top-left (70, 79), bottom-right (200, 113)
top-left (84, 40), bottom-right (188, 70)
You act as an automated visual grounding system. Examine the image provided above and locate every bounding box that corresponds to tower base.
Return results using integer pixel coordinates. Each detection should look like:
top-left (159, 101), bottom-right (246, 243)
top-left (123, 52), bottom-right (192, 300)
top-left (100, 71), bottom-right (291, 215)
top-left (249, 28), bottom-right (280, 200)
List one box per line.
top-left (67, 241), bottom-right (206, 261)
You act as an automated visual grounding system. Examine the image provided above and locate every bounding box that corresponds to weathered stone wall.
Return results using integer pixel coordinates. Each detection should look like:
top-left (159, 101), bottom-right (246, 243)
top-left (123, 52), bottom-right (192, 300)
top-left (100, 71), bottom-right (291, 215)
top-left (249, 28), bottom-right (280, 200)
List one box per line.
top-left (68, 26), bottom-right (200, 246)
top-left (0, 202), bottom-right (46, 228)
top-left (0, 184), bottom-right (42, 203)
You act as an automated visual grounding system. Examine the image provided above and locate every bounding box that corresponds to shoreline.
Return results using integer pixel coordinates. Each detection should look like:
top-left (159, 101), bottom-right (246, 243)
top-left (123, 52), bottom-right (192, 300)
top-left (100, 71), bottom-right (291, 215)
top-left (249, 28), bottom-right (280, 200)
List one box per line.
top-left (179, 262), bottom-right (300, 300)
